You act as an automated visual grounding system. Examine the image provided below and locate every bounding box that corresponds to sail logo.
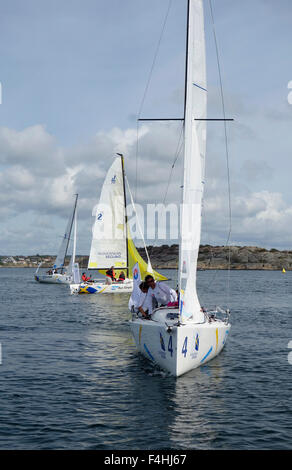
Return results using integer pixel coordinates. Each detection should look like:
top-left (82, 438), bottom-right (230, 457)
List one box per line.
top-left (133, 268), bottom-right (139, 280)
top-left (191, 333), bottom-right (199, 359)
top-left (111, 175), bottom-right (117, 184)
top-left (195, 333), bottom-right (199, 351)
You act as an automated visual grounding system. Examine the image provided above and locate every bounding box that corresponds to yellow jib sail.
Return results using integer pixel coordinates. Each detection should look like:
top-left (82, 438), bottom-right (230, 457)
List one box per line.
top-left (127, 236), bottom-right (168, 281)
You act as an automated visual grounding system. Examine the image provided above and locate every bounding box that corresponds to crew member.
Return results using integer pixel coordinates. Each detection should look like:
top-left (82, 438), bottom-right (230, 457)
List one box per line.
top-left (129, 281), bottom-right (151, 319)
top-left (82, 272), bottom-right (91, 282)
top-left (117, 271), bottom-right (125, 282)
top-left (144, 275), bottom-right (177, 312)
top-left (106, 266), bottom-right (116, 283)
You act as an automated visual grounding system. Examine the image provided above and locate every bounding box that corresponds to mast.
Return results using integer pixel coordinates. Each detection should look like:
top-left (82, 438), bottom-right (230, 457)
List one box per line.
top-left (72, 202), bottom-right (77, 265)
top-left (183, 0), bottom-right (191, 122)
top-left (62, 194), bottom-right (78, 272)
top-left (118, 153), bottom-right (129, 278)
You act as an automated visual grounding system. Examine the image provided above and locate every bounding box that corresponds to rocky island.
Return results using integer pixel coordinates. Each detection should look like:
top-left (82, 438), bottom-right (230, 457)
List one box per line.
top-left (1, 245), bottom-right (291, 270)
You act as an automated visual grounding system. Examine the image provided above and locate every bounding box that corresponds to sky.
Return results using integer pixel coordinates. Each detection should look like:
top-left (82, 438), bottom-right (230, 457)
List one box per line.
top-left (1, 0), bottom-right (292, 255)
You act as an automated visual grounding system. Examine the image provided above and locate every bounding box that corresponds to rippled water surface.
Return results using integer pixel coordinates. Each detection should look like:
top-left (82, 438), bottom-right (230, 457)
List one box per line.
top-left (0, 268), bottom-right (291, 449)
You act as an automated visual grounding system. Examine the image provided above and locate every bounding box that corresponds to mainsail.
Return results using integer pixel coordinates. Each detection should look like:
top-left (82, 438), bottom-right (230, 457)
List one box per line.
top-left (53, 194), bottom-right (78, 270)
top-left (88, 154), bottom-right (167, 281)
top-left (88, 157), bottom-right (128, 270)
top-left (179, 0), bottom-right (206, 323)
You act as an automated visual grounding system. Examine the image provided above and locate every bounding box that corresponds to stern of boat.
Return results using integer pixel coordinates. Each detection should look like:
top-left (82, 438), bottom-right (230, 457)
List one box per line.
top-left (35, 274), bottom-right (72, 284)
top-left (73, 279), bottom-right (133, 294)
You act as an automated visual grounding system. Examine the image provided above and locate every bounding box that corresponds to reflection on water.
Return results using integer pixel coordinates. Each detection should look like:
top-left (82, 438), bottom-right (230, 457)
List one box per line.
top-left (168, 363), bottom-right (226, 449)
top-left (124, 348), bottom-right (229, 450)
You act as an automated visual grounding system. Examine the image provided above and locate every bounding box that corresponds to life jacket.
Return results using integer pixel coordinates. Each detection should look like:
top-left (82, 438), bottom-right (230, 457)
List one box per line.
top-left (82, 273), bottom-right (88, 282)
top-left (106, 268), bottom-right (115, 280)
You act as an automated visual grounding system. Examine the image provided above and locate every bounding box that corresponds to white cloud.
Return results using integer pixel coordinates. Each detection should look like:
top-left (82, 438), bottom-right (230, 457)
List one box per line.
top-left (0, 125), bottom-right (64, 176)
top-left (202, 189), bottom-right (292, 248)
top-left (0, 165), bottom-right (35, 190)
top-left (1, 120), bottom-right (292, 254)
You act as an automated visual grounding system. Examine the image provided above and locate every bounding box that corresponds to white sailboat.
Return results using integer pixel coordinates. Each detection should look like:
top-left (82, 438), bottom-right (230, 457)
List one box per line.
top-left (129, 0), bottom-right (231, 377)
top-left (70, 154), bottom-right (166, 294)
top-left (35, 194), bottom-right (79, 285)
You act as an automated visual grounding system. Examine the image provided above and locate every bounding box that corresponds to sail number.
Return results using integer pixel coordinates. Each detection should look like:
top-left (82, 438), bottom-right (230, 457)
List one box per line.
top-left (182, 337), bottom-right (188, 357)
top-left (166, 336), bottom-right (188, 357)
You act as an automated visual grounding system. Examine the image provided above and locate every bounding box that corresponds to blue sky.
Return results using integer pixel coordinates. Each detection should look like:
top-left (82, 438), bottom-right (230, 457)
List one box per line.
top-left (0, 0), bottom-right (186, 143)
top-left (1, 0), bottom-right (292, 255)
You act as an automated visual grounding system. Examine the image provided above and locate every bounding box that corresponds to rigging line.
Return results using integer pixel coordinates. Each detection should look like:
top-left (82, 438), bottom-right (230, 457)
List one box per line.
top-left (125, 175), bottom-right (153, 273)
top-left (135, 0), bottom-right (173, 201)
top-left (148, 121), bottom-right (184, 262)
top-left (163, 122), bottom-right (184, 205)
top-left (209, 0), bottom-right (232, 309)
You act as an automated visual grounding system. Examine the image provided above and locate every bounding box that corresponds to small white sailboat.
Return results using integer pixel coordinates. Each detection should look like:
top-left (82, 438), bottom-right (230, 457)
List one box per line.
top-left (129, 0), bottom-right (231, 377)
top-left (35, 194), bottom-right (79, 285)
top-left (70, 154), bottom-right (166, 294)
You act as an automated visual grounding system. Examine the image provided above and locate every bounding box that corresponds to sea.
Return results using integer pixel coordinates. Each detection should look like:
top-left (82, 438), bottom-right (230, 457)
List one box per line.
top-left (0, 267), bottom-right (291, 451)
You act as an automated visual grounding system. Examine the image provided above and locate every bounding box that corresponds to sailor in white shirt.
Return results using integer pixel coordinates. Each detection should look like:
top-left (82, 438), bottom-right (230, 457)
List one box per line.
top-left (144, 275), bottom-right (177, 314)
top-left (128, 281), bottom-right (152, 318)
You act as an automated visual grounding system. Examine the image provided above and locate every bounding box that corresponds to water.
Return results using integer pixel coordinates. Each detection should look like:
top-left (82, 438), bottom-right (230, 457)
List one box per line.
top-left (0, 268), bottom-right (291, 450)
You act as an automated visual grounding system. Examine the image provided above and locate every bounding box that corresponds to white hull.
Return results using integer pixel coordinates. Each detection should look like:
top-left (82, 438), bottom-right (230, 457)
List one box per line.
top-left (35, 273), bottom-right (72, 285)
top-left (130, 307), bottom-right (230, 377)
top-left (70, 279), bottom-right (133, 294)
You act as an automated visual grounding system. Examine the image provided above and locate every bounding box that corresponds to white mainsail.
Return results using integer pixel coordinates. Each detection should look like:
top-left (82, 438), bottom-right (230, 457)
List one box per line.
top-left (53, 194), bottom-right (78, 270)
top-left (88, 157), bottom-right (127, 269)
top-left (179, 0), bottom-right (207, 323)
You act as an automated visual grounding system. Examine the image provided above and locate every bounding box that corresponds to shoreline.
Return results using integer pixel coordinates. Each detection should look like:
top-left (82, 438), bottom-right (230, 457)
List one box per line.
top-left (1, 244), bottom-right (291, 271)
top-left (0, 266), bottom-right (288, 271)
